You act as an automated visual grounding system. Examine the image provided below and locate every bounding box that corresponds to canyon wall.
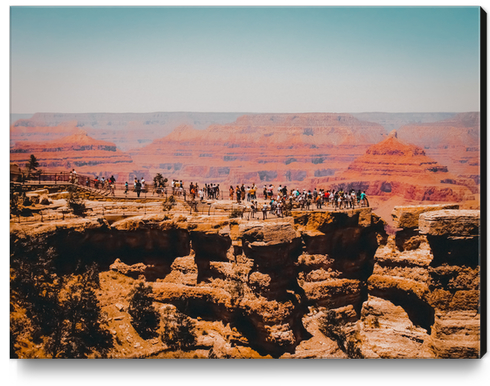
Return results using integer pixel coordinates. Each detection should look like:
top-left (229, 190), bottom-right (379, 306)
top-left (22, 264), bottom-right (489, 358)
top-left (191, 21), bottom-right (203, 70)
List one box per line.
top-left (10, 112), bottom-right (244, 151)
top-left (10, 205), bottom-right (481, 358)
top-left (10, 111), bottom-right (480, 214)
top-left (129, 113), bottom-right (387, 188)
top-left (10, 130), bottom-right (145, 182)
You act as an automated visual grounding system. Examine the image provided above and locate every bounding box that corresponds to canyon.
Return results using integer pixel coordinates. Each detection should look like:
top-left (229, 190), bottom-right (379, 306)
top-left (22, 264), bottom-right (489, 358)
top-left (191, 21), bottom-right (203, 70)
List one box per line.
top-left (10, 111), bottom-right (480, 225)
top-left (129, 113), bottom-right (387, 187)
top-left (9, 198), bottom-right (482, 359)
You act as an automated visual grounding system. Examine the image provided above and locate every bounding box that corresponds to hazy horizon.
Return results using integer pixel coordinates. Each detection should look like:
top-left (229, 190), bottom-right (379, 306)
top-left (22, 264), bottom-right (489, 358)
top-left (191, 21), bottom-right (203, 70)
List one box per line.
top-left (10, 111), bottom-right (475, 123)
top-left (10, 7), bottom-right (481, 114)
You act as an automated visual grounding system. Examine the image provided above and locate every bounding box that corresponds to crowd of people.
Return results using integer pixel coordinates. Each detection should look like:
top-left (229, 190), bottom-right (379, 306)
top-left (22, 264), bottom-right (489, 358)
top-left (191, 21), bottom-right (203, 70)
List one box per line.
top-left (93, 175), bottom-right (117, 196)
top-left (67, 169), bottom-right (369, 217)
top-left (68, 169), bottom-right (117, 196)
top-left (227, 183), bottom-right (368, 209)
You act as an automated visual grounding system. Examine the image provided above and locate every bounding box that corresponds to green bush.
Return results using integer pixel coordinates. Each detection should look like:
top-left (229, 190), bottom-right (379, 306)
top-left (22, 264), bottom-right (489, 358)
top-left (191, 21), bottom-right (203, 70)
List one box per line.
top-left (162, 195), bottom-right (176, 211)
top-left (229, 208), bottom-right (243, 218)
top-left (48, 264), bottom-right (113, 358)
top-left (10, 235), bottom-right (113, 358)
top-left (67, 185), bottom-right (87, 216)
top-left (160, 308), bottom-right (197, 350)
top-left (318, 309), bottom-right (364, 359)
top-left (128, 282), bottom-right (160, 339)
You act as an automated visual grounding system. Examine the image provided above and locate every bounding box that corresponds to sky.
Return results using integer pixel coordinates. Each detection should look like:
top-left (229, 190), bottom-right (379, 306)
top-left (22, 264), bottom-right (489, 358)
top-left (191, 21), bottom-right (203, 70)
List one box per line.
top-left (9, 6), bottom-right (481, 114)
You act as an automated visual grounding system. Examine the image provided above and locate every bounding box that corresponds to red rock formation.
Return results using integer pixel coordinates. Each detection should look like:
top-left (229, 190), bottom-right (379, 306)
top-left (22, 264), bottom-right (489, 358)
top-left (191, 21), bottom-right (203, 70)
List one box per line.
top-left (10, 112), bottom-right (245, 151)
top-left (367, 206), bottom-right (480, 358)
top-left (129, 113), bottom-right (387, 187)
top-left (332, 130), bottom-right (475, 202)
top-left (9, 131), bottom-right (143, 182)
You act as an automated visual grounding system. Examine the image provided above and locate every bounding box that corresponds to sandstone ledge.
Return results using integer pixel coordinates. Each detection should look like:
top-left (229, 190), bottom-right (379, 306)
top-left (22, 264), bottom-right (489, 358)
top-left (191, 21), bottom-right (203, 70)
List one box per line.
top-left (391, 204), bottom-right (459, 229)
top-left (419, 209), bottom-right (480, 237)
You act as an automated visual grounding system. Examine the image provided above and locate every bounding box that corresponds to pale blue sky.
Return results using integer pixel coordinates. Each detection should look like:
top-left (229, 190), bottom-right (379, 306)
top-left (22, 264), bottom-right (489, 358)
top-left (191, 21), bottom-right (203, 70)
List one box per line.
top-left (10, 6), bottom-right (481, 114)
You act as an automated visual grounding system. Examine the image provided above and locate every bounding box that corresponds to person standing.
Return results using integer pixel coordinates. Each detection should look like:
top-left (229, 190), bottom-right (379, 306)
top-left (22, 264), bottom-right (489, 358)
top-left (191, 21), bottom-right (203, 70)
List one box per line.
top-left (136, 179), bottom-right (142, 198)
top-left (236, 185), bottom-right (241, 203)
top-left (360, 191), bottom-right (367, 207)
top-left (262, 203), bottom-right (268, 220)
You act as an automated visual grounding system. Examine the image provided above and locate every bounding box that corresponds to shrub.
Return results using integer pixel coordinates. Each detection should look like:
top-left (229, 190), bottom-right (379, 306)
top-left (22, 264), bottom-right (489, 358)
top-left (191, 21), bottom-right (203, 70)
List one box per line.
top-left (10, 193), bottom-right (21, 217)
top-left (153, 173), bottom-right (167, 188)
top-left (345, 333), bottom-right (364, 359)
top-left (160, 308), bottom-right (197, 350)
top-left (10, 236), bottom-right (113, 358)
top-left (226, 277), bottom-right (245, 306)
top-left (162, 195), bottom-right (176, 211)
top-left (67, 185), bottom-right (87, 216)
top-left (128, 282), bottom-right (160, 339)
top-left (49, 264), bottom-right (113, 358)
top-left (229, 208), bottom-right (243, 218)
top-left (318, 309), bottom-right (364, 359)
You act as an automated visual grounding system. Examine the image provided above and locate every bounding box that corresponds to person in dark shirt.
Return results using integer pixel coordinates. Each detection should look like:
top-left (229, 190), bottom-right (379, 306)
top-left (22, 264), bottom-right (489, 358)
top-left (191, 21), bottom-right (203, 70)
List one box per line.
top-left (135, 180), bottom-right (142, 198)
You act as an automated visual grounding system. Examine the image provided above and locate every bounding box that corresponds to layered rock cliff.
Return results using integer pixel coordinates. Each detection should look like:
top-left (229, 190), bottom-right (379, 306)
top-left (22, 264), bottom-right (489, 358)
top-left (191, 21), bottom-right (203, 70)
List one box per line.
top-left (333, 130), bottom-right (476, 201)
top-left (129, 113), bottom-right (387, 187)
top-left (10, 204), bottom-right (481, 358)
top-left (10, 112), bottom-right (244, 151)
top-left (364, 205), bottom-right (480, 358)
top-left (9, 131), bottom-right (144, 182)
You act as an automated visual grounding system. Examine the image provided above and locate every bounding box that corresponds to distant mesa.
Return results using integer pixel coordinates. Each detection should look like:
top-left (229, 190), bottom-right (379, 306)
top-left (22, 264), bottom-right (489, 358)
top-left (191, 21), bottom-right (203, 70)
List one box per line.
top-left (332, 134), bottom-right (476, 201)
top-left (129, 113), bottom-right (388, 187)
top-left (9, 131), bottom-right (141, 181)
top-left (10, 112), bottom-right (246, 151)
top-left (344, 134), bottom-right (446, 177)
top-left (12, 130), bottom-right (118, 152)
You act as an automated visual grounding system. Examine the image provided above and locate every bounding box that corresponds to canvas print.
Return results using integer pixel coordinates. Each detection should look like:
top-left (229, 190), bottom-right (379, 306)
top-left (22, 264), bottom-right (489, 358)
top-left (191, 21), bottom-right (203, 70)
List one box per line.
top-left (9, 6), bottom-right (483, 359)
